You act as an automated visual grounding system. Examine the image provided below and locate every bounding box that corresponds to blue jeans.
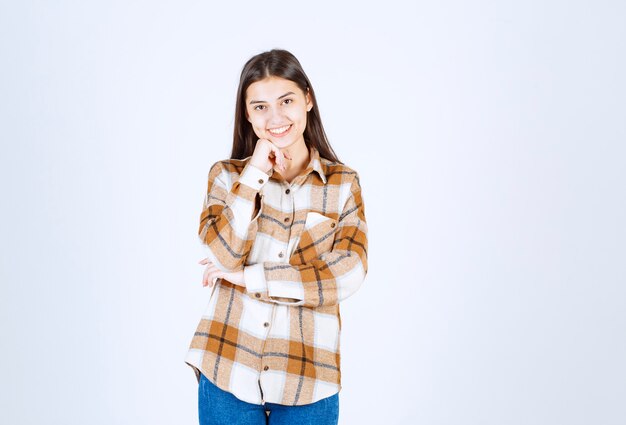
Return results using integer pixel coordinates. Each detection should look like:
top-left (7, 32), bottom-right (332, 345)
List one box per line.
top-left (198, 373), bottom-right (339, 425)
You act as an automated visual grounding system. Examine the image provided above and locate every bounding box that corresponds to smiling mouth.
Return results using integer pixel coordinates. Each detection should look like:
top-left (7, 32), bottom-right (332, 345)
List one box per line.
top-left (268, 124), bottom-right (292, 135)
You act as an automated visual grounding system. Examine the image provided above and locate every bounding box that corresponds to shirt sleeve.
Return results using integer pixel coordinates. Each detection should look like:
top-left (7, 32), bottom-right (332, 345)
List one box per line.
top-left (243, 174), bottom-right (368, 308)
top-left (198, 160), bottom-right (270, 272)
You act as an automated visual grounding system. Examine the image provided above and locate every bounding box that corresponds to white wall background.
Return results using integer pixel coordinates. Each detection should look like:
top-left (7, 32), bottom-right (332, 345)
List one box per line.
top-left (1, 1), bottom-right (625, 424)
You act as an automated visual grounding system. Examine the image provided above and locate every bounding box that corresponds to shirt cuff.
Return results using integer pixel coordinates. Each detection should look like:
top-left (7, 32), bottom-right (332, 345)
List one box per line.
top-left (238, 163), bottom-right (271, 191)
top-left (244, 263), bottom-right (267, 294)
top-left (267, 280), bottom-right (305, 303)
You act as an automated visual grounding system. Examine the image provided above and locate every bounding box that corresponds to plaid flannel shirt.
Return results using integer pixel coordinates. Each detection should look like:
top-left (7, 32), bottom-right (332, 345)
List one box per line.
top-left (184, 145), bottom-right (368, 406)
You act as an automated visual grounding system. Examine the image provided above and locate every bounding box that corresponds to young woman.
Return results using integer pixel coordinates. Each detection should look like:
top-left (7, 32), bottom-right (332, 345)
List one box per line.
top-left (184, 49), bottom-right (369, 425)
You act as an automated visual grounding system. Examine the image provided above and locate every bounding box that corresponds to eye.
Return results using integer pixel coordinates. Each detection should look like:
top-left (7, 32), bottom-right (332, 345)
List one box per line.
top-left (253, 105), bottom-right (266, 111)
top-left (283, 98), bottom-right (293, 105)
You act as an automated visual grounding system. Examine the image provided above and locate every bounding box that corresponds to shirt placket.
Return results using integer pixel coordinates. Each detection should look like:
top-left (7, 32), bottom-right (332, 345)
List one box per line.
top-left (258, 177), bottom-right (298, 404)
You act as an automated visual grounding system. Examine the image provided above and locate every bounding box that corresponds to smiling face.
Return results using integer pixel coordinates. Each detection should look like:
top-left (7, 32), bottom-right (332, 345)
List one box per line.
top-left (245, 76), bottom-right (313, 150)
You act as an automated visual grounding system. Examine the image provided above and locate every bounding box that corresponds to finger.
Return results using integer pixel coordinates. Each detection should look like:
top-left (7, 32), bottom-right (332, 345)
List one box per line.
top-left (206, 269), bottom-right (222, 287)
top-left (203, 265), bottom-right (219, 287)
top-left (276, 152), bottom-right (286, 170)
top-left (205, 263), bottom-right (220, 274)
top-left (204, 271), bottom-right (213, 288)
top-left (277, 149), bottom-right (286, 168)
top-left (203, 267), bottom-right (210, 287)
top-left (268, 143), bottom-right (286, 170)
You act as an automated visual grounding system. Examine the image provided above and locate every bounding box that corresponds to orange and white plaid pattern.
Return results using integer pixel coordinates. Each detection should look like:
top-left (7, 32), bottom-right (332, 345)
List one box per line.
top-left (185, 145), bottom-right (368, 406)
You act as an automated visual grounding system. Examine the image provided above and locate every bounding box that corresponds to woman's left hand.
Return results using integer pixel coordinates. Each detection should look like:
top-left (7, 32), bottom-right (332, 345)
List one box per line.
top-left (199, 258), bottom-right (246, 288)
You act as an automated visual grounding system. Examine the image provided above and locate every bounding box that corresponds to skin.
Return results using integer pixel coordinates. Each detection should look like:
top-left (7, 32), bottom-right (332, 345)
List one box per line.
top-left (200, 76), bottom-right (314, 288)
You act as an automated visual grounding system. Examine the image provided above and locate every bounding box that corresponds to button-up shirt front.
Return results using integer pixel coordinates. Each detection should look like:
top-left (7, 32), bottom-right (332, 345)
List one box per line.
top-left (185, 145), bottom-right (368, 406)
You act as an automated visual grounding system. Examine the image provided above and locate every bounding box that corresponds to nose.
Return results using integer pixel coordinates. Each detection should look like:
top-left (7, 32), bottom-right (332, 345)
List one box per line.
top-left (268, 107), bottom-right (287, 125)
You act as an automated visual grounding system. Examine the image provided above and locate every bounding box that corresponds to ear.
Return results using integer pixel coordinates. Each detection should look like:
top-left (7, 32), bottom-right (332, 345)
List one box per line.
top-left (305, 88), bottom-right (313, 112)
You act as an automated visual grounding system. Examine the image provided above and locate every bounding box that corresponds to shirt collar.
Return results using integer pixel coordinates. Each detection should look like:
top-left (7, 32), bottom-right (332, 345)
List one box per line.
top-left (306, 145), bottom-right (328, 184)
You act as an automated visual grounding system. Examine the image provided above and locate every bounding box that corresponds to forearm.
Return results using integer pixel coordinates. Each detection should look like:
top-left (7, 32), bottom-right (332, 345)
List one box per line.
top-left (199, 162), bottom-right (270, 271)
top-left (243, 180), bottom-right (369, 307)
top-left (243, 248), bottom-right (368, 308)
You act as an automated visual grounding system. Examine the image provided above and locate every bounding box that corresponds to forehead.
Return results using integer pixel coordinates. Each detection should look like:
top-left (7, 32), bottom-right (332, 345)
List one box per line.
top-left (245, 77), bottom-right (302, 100)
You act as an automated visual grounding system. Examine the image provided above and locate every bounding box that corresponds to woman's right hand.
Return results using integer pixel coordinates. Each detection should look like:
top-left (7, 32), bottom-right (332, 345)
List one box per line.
top-left (249, 139), bottom-right (293, 174)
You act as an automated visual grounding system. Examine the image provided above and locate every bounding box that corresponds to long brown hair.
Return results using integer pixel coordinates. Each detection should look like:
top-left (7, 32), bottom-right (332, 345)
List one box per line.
top-left (230, 49), bottom-right (342, 164)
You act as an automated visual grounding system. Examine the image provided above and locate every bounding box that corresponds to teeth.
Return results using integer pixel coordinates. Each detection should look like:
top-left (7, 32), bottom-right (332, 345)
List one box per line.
top-left (269, 125), bottom-right (290, 134)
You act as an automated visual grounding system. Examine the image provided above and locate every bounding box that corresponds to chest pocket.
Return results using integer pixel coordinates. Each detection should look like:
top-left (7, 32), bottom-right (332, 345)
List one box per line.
top-left (293, 211), bottom-right (338, 262)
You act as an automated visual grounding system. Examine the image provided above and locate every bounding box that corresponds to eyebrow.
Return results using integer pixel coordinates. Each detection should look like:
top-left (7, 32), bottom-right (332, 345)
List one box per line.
top-left (248, 92), bottom-right (295, 105)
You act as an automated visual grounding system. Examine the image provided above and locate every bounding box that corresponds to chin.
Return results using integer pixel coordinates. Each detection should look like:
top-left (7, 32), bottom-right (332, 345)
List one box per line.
top-left (274, 138), bottom-right (297, 148)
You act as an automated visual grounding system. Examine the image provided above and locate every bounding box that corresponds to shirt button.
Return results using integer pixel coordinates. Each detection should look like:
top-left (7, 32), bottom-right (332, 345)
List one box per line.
top-left (263, 365), bottom-right (269, 371)
top-left (330, 222), bottom-right (336, 228)
top-left (278, 252), bottom-right (284, 258)
top-left (258, 178), bottom-right (264, 184)
top-left (263, 322), bottom-right (270, 327)
top-left (255, 293), bottom-right (261, 298)
top-left (285, 188), bottom-right (290, 194)
top-left (284, 217), bottom-right (290, 223)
